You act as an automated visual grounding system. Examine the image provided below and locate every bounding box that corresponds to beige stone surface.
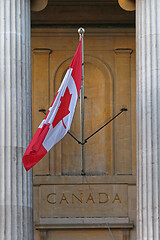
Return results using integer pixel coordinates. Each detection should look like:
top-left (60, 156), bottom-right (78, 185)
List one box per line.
top-left (32, 49), bottom-right (52, 175)
top-left (33, 175), bottom-right (136, 185)
top-left (31, 28), bottom-right (136, 176)
top-left (114, 49), bottom-right (133, 174)
top-left (31, 0), bottom-right (48, 12)
top-left (128, 185), bottom-right (136, 240)
top-left (31, 0), bottom-right (134, 26)
top-left (47, 229), bottom-right (123, 240)
top-left (31, 27), bottom-right (136, 240)
top-left (40, 184), bottom-right (127, 218)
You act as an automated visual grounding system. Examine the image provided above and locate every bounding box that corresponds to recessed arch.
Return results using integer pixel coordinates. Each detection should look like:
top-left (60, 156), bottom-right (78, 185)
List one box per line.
top-left (53, 55), bottom-right (114, 175)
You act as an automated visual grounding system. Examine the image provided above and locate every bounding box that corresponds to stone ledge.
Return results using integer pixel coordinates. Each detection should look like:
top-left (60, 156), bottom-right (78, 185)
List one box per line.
top-left (31, 27), bottom-right (135, 37)
top-left (35, 217), bottom-right (134, 230)
top-left (33, 175), bottom-right (136, 186)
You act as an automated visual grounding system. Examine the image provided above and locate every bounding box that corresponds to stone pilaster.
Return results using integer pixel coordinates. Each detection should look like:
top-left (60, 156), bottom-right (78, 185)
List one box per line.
top-left (0, 1), bottom-right (33, 240)
top-left (136, 0), bottom-right (160, 239)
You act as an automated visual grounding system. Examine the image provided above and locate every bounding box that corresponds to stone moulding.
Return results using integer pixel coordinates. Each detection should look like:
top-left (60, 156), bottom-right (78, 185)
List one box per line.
top-left (31, 0), bottom-right (48, 12)
top-left (118, 0), bottom-right (136, 11)
top-left (35, 217), bottom-right (134, 230)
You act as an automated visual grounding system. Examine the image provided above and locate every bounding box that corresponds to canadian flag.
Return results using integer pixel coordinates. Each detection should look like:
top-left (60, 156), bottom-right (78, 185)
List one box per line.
top-left (23, 40), bottom-right (82, 171)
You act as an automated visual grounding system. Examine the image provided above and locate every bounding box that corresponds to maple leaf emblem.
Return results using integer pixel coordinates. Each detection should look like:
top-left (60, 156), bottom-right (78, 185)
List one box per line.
top-left (52, 87), bottom-right (72, 129)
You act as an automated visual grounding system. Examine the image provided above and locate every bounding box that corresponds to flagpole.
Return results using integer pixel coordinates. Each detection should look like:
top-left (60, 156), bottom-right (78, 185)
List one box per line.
top-left (78, 27), bottom-right (85, 175)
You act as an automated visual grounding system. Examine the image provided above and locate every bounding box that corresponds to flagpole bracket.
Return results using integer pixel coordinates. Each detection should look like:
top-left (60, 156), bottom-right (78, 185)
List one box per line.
top-left (82, 140), bottom-right (87, 145)
top-left (81, 170), bottom-right (86, 176)
top-left (68, 131), bottom-right (82, 145)
top-left (120, 108), bottom-right (128, 112)
top-left (39, 109), bottom-right (46, 115)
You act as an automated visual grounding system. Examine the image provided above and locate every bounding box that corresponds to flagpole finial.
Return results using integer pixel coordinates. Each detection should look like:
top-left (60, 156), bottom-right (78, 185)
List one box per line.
top-left (78, 27), bottom-right (85, 38)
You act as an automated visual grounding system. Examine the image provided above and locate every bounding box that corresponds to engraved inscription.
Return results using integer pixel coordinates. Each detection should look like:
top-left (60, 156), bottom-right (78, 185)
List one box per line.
top-left (47, 192), bottom-right (121, 205)
top-left (40, 184), bottom-right (128, 218)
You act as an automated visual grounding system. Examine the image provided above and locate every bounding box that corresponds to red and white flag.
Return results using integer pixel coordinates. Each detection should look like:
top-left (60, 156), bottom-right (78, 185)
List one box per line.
top-left (23, 40), bottom-right (82, 171)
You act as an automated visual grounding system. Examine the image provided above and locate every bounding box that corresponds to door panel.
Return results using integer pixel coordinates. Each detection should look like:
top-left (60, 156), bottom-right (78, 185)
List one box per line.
top-left (50, 55), bottom-right (113, 175)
